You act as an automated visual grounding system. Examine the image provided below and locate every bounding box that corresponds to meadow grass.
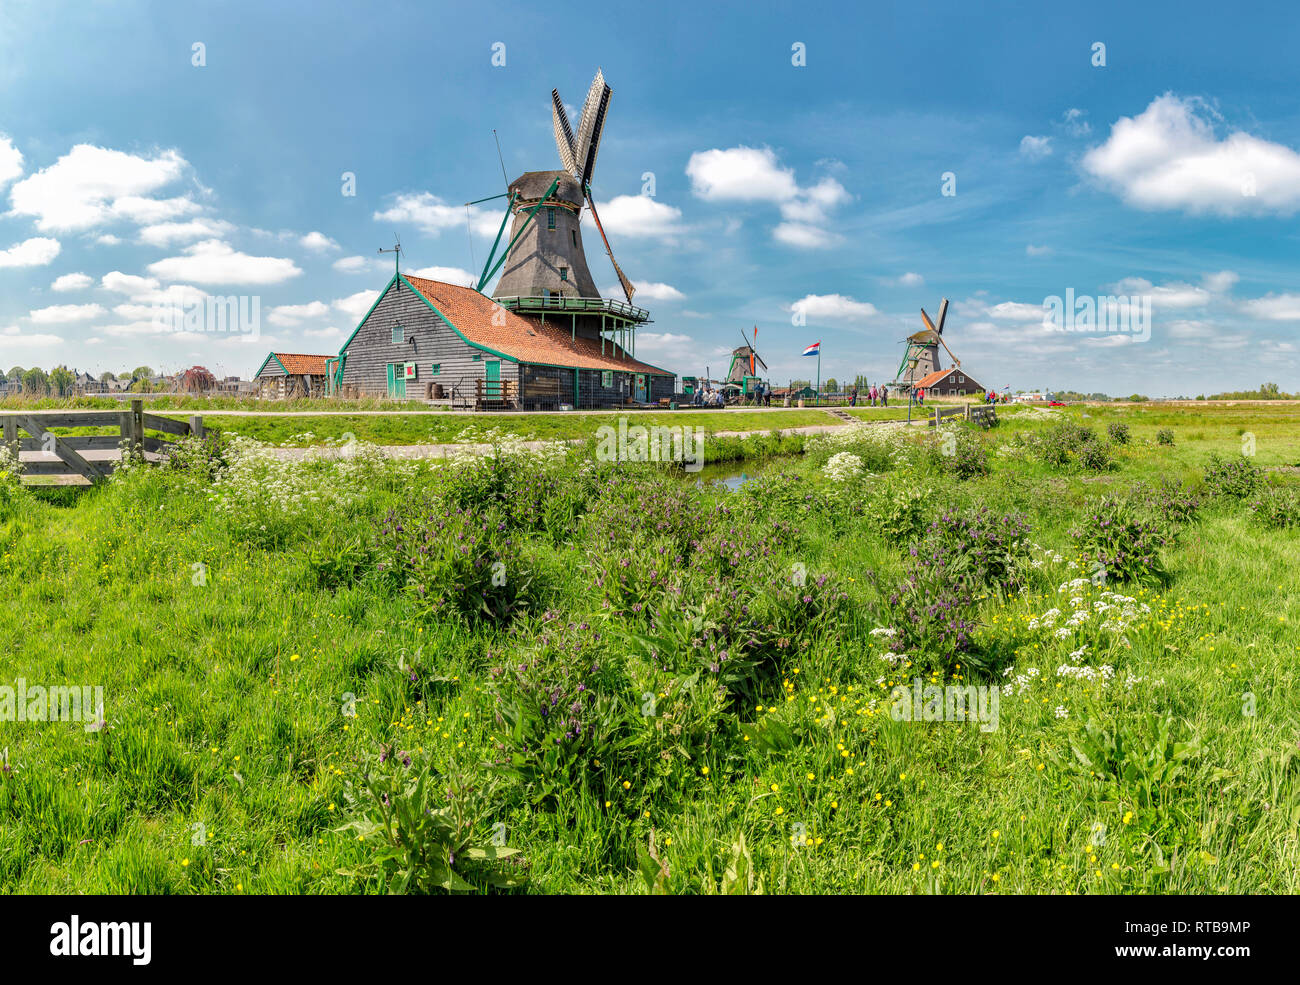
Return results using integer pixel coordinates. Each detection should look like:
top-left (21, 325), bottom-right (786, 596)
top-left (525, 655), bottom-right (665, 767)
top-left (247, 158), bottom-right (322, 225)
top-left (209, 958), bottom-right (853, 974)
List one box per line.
top-left (0, 404), bottom-right (1296, 894)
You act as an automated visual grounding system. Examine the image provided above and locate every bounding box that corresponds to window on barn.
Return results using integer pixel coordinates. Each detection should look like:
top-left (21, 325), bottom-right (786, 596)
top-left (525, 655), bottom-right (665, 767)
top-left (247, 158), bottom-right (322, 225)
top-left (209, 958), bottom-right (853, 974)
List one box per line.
top-left (392, 324), bottom-right (404, 344)
top-left (472, 354), bottom-right (481, 361)
top-left (958, 374), bottom-right (964, 382)
top-left (430, 364), bottom-right (441, 375)
top-left (547, 207), bottom-right (556, 229)
top-left (602, 370), bottom-right (612, 387)
top-left (560, 267), bottom-right (568, 281)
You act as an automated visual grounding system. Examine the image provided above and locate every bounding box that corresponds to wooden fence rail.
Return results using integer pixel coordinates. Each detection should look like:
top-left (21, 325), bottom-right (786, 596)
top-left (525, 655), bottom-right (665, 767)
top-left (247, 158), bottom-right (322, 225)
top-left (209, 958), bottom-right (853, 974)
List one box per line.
top-left (1, 399), bottom-right (214, 486)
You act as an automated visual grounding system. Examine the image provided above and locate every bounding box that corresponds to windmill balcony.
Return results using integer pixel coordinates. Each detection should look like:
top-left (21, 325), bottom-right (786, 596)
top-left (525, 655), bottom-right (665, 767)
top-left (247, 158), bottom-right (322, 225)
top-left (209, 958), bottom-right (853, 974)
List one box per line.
top-left (495, 295), bottom-right (651, 324)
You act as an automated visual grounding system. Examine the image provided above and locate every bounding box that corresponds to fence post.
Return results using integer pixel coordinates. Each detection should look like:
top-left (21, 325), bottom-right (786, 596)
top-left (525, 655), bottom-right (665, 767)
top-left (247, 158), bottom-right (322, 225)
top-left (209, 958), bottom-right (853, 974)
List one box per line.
top-left (965, 403), bottom-right (971, 421)
top-left (2, 417), bottom-right (16, 462)
top-left (189, 415), bottom-right (205, 440)
top-left (131, 399), bottom-right (144, 457)
top-left (934, 406), bottom-right (940, 428)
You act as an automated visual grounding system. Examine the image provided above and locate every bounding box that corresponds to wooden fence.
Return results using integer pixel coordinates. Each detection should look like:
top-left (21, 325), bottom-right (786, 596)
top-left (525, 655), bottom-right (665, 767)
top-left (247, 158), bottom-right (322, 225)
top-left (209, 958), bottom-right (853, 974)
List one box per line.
top-left (1, 399), bottom-right (214, 485)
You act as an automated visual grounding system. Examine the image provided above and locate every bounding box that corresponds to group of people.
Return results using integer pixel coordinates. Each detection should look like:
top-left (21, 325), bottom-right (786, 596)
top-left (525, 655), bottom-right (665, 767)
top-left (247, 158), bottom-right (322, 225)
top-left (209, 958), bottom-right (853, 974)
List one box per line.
top-left (848, 384), bottom-right (890, 407)
top-left (691, 385), bottom-right (726, 407)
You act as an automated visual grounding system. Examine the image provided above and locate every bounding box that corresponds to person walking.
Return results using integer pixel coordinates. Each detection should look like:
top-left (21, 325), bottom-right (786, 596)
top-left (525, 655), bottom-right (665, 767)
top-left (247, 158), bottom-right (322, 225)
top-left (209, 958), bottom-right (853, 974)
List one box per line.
top-left (917, 387), bottom-right (924, 405)
top-left (881, 385), bottom-right (888, 407)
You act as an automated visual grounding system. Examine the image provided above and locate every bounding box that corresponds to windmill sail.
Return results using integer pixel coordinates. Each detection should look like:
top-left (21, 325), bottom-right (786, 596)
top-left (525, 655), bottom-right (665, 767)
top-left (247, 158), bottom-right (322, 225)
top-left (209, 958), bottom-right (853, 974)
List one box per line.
top-left (551, 89), bottom-right (578, 177)
top-left (573, 69), bottom-right (611, 186)
top-left (586, 195), bottom-right (635, 301)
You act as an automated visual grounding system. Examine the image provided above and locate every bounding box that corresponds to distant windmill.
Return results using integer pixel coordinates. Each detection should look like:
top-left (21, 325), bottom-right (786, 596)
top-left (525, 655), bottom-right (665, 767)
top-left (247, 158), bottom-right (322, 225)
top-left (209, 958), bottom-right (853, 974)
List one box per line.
top-left (726, 327), bottom-right (768, 388)
top-left (894, 297), bottom-right (962, 388)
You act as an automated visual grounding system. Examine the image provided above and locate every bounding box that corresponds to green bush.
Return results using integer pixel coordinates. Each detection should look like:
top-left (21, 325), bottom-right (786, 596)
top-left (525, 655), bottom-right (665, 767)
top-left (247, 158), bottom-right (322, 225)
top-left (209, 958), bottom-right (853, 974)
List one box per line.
top-left (1072, 495), bottom-right (1169, 586)
top-left (1248, 485), bottom-right (1300, 529)
top-left (1107, 421), bottom-right (1130, 445)
top-left (1203, 454), bottom-right (1263, 499)
top-left (1156, 428), bottom-right (1175, 446)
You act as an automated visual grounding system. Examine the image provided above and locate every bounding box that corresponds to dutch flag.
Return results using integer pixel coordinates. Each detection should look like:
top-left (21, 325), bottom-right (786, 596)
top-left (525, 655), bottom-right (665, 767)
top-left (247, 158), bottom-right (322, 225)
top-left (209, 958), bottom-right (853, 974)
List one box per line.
top-left (801, 341), bottom-right (820, 356)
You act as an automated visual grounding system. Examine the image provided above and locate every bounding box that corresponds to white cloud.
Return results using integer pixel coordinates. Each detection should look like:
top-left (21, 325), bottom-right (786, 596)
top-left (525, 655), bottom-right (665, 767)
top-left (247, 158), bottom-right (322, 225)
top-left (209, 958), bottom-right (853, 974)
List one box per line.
top-left (688, 147), bottom-right (849, 248)
top-left (137, 218), bottom-right (234, 247)
top-left (51, 272), bottom-right (93, 292)
top-left (300, 231), bottom-right (339, 253)
top-left (893, 272), bottom-right (925, 287)
top-left (95, 234), bottom-right (122, 246)
top-left (605, 281), bottom-right (684, 302)
top-left (1166, 319), bottom-right (1216, 339)
top-left (1026, 244), bottom-right (1053, 257)
top-left (1061, 109), bottom-right (1092, 138)
top-left (986, 301), bottom-right (1049, 322)
top-left (1111, 276), bottom-right (1210, 309)
top-left (1019, 135), bottom-right (1052, 160)
top-left (633, 331), bottom-right (704, 363)
top-left (333, 255), bottom-right (374, 274)
top-left (773, 222), bottom-right (840, 249)
top-left (1202, 270), bottom-right (1239, 294)
top-left (267, 301), bottom-right (331, 326)
top-left (374, 193), bottom-right (499, 237)
top-left (9, 145), bottom-right (194, 232)
top-left (408, 265), bottom-right (476, 286)
top-left (101, 271), bottom-right (162, 297)
top-left (687, 147), bottom-right (798, 202)
top-left (790, 293), bottom-right (877, 324)
top-left (303, 326), bottom-right (344, 341)
top-left (1082, 93), bottom-right (1300, 216)
top-left (29, 303), bottom-right (107, 324)
top-left (593, 195), bottom-right (683, 238)
top-left (1241, 293), bottom-right (1300, 321)
top-left (0, 236), bottom-right (60, 268)
top-left (147, 240), bottom-right (302, 285)
top-left (334, 289), bottom-right (380, 319)
top-left (0, 134), bottom-right (22, 187)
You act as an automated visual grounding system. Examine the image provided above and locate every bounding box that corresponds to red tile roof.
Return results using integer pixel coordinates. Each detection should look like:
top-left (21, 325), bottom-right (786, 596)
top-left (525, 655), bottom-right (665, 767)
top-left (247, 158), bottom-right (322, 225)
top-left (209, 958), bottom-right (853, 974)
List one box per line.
top-left (912, 367), bottom-right (986, 389)
top-left (266, 353), bottom-right (331, 376)
top-left (403, 275), bottom-right (673, 376)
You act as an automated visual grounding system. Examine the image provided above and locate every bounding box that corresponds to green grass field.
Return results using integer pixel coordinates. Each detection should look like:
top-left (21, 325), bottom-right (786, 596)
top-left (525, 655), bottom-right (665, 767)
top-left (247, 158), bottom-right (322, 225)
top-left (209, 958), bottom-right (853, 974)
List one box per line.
top-left (0, 404), bottom-right (1296, 894)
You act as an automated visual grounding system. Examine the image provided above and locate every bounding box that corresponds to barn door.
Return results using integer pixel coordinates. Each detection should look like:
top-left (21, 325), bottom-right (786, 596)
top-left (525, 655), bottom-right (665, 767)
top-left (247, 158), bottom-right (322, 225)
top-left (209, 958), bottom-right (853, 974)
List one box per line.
top-left (485, 360), bottom-right (501, 399)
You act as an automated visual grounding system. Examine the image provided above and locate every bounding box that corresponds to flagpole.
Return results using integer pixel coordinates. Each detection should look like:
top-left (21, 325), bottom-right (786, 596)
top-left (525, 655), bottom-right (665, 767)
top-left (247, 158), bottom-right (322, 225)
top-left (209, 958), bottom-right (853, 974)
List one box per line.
top-left (816, 350), bottom-right (821, 406)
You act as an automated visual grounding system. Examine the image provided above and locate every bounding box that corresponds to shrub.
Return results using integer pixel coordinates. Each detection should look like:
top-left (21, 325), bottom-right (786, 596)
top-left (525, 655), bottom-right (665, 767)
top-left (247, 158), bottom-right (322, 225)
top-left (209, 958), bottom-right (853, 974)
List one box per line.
top-left (1202, 454), bottom-right (1262, 499)
top-left (377, 503), bottom-right (539, 625)
top-left (1130, 479), bottom-right (1201, 529)
top-left (1032, 420), bottom-right (1113, 472)
top-left (940, 428), bottom-right (990, 480)
top-left (862, 472), bottom-right (932, 542)
top-left (1072, 495), bottom-right (1168, 586)
top-left (1156, 428), bottom-right (1175, 446)
top-left (1248, 486), bottom-right (1300, 529)
top-left (916, 506), bottom-right (1033, 593)
top-left (1107, 421), bottom-right (1130, 445)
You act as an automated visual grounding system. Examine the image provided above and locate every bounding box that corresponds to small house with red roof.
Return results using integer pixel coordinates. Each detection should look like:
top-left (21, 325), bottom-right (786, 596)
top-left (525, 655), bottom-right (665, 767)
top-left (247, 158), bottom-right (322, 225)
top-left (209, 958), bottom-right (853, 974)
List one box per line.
top-left (331, 273), bottom-right (676, 409)
top-left (910, 366), bottom-right (989, 398)
top-left (254, 352), bottom-right (333, 399)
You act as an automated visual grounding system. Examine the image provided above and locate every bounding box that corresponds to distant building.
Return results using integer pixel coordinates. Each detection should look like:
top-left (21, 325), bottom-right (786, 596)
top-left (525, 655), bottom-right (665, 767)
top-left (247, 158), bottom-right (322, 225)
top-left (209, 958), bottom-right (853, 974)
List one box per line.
top-left (254, 353), bottom-right (332, 399)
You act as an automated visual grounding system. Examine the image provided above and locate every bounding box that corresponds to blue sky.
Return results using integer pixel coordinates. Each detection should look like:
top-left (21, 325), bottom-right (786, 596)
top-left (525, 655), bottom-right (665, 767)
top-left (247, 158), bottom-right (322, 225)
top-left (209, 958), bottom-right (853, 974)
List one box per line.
top-left (2, 0), bottom-right (1299, 394)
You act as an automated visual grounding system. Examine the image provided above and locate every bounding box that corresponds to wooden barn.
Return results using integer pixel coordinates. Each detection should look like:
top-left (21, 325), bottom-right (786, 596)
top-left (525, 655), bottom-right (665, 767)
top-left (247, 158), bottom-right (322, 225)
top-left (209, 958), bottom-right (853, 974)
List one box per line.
top-left (333, 273), bottom-right (675, 409)
top-left (911, 366), bottom-right (989, 397)
top-left (255, 352), bottom-right (332, 399)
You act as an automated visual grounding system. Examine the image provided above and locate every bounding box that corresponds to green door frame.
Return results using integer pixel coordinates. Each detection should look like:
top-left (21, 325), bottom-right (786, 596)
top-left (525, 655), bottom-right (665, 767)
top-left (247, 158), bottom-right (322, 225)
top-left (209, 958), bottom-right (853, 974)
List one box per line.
top-left (485, 359), bottom-right (501, 399)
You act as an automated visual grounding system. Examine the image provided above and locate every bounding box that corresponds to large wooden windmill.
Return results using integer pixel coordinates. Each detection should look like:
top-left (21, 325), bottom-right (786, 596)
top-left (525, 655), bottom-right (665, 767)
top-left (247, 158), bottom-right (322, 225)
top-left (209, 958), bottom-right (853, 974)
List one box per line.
top-left (475, 68), bottom-right (648, 357)
top-left (894, 298), bottom-right (962, 388)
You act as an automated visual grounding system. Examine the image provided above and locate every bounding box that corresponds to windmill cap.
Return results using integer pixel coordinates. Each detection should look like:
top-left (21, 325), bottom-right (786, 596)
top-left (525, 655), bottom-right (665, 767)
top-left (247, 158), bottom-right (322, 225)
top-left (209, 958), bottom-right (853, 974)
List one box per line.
top-left (508, 170), bottom-right (584, 207)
